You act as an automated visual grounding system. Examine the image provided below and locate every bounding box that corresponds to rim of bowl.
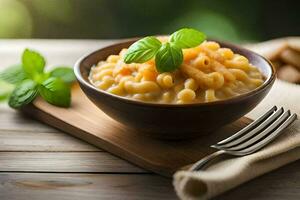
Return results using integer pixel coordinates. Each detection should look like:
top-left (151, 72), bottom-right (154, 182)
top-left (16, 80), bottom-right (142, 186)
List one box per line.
top-left (74, 38), bottom-right (276, 108)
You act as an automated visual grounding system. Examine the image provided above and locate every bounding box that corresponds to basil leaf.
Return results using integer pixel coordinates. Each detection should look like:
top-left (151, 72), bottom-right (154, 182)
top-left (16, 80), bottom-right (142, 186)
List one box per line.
top-left (22, 49), bottom-right (46, 78)
top-left (169, 28), bottom-right (206, 49)
top-left (50, 67), bottom-right (76, 83)
top-left (0, 64), bottom-right (27, 85)
top-left (8, 79), bottom-right (38, 108)
top-left (39, 77), bottom-right (71, 107)
top-left (34, 72), bottom-right (51, 84)
top-left (155, 43), bottom-right (183, 72)
top-left (0, 80), bottom-right (14, 101)
top-left (124, 36), bottom-right (162, 63)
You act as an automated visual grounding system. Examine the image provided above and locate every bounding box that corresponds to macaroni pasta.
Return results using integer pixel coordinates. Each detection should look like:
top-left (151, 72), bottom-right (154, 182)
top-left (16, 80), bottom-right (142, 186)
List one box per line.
top-left (89, 40), bottom-right (264, 104)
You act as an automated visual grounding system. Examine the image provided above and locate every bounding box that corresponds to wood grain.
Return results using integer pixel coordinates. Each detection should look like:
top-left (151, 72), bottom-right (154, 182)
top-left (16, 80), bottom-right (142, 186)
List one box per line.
top-left (0, 152), bottom-right (145, 173)
top-left (0, 130), bottom-right (99, 152)
top-left (0, 106), bottom-right (56, 132)
top-left (0, 160), bottom-right (300, 200)
top-left (0, 105), bottom-right (100, 152)
top-left (0, 173), bottom-right (176, 200)
top-left (22, 84), bottom-right (252, 177)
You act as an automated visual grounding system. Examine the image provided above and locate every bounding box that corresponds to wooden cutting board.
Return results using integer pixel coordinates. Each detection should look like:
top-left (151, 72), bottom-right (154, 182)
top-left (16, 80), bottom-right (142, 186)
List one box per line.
top-left (22, 84), bottom-right (252, 177)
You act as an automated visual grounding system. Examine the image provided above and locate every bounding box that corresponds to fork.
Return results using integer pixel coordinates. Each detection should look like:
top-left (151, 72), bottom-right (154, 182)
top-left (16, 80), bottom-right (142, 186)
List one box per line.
top-left (190, 106), bottom-right (298, 171)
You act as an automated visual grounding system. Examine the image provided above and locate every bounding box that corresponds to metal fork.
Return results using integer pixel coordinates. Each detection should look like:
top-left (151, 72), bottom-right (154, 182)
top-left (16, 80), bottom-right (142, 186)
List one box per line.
top-left (191, 106), bottom-right (297, 171)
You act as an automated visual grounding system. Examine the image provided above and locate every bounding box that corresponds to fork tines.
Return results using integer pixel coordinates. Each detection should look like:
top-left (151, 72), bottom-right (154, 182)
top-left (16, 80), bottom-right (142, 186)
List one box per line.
top-left (211, 106), bottom-right (297, 155)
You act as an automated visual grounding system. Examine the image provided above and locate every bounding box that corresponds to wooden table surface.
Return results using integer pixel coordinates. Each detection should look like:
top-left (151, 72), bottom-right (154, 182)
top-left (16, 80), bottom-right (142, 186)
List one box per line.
top-left (1, 40), bottom-right (300, 200)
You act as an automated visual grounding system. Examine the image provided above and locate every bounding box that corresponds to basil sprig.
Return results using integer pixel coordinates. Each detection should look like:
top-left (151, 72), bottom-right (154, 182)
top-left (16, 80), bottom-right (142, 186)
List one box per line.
top-left (0, 80), bottom-right (14, 101)
top-left (155, 43), bottom-right (183, 72)
top-left (39, 77), bottom-right (71, 107)
top-left (0, 49), bottom-right (76, 108)
top-left (124, 28), bottom-right (206, 72)
top-left (0, 64), bottom-right (27, 85)
top-left (169, 28), bottom-right (207, 49)
top-left (50, 67), bottom-right (76, 84)
top-left (124, 36), bottom-right (162, 64)
top-left (22, 49), bottom-right (46, 79)
top-left (8, 79), bottom-right (38, 108)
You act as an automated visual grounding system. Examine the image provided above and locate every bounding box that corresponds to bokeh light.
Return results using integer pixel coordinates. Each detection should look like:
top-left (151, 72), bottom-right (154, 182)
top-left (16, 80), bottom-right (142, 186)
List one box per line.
top-left (0, 0), bottom-right (298, 41)
top-left (0, 0), bottom-right (32, 38)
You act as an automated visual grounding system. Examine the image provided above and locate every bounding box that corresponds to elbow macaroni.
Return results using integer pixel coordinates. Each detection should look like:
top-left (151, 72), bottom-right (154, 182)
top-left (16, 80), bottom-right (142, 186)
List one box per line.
top-left (89, 40), bottom-right (265, 104)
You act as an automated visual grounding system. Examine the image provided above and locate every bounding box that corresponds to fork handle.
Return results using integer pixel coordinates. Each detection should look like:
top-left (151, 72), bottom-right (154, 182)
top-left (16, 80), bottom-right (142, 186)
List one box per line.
top-left (190, 150), bottom-right (226, 171)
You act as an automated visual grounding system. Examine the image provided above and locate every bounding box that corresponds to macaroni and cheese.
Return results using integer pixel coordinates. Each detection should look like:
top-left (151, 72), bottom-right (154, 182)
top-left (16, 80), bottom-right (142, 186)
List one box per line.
top-left (89, 39), bottom-right (264, 104)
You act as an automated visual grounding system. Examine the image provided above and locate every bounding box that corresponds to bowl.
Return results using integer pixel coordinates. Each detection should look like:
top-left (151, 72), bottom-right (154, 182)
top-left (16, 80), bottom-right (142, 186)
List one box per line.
top-left (74, 39), bottom-right (276, 139)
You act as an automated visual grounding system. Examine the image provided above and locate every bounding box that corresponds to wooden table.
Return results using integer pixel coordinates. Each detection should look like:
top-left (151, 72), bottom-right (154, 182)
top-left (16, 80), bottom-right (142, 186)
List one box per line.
top-left (0, 40), bottom-right (300, 200)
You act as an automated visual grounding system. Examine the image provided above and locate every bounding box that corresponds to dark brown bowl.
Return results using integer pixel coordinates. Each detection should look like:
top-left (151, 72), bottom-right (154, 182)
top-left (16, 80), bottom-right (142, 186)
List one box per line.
top-left (74, 39), bottom-right (276, 139)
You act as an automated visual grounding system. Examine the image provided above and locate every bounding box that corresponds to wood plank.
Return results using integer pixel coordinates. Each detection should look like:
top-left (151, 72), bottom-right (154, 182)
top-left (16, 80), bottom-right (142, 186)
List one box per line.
top-left (0, 152), bottom-right (146, 173)
top-left (0, 130), bottom-right (99, 152)
top-left (0, 173), bottom-right (176, 200)
top-left (1, 161), bottom-right (300, 200)
top-left (0, 107), bottom-right (57, 132)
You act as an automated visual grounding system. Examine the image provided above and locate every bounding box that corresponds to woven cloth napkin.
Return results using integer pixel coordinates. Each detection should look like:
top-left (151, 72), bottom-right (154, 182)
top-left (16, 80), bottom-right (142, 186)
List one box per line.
top-left (173, 73), bottom-right (300, 198)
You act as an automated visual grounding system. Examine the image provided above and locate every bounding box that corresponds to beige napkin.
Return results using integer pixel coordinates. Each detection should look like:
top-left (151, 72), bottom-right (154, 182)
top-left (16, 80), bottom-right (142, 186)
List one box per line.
top-left (173, 79), bottom-right (300, 198)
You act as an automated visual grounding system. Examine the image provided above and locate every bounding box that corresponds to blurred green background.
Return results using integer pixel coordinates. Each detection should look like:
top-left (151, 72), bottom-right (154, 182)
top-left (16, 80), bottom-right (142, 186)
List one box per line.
top-left (0, 0), bottom-right (299, 42)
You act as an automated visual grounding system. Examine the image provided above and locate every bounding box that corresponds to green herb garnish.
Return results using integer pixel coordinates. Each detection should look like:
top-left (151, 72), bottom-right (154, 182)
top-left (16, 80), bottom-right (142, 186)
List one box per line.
top-left (0, 48), bottom-right (76, 109)
top-left (155, 43), bottom-right (183, 72)
top-left (50, 67), bottom-right (76, 84)
top-left (124, 36), bottom-right (162, 64)
top-left (39, 77), bottom-right (71, 107)
top-left (22, 49), bottom-right (46, 79)
top-left (124, 28), bottom-right (206, 72)
top-left (169, 28), bottom-right (207, 49)
top-left (0, 64), bottom-right (26, 85)
top-left (8, 79), bottom-right (38, 108)
top-left (0, 80), bottom-right (14, 101)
